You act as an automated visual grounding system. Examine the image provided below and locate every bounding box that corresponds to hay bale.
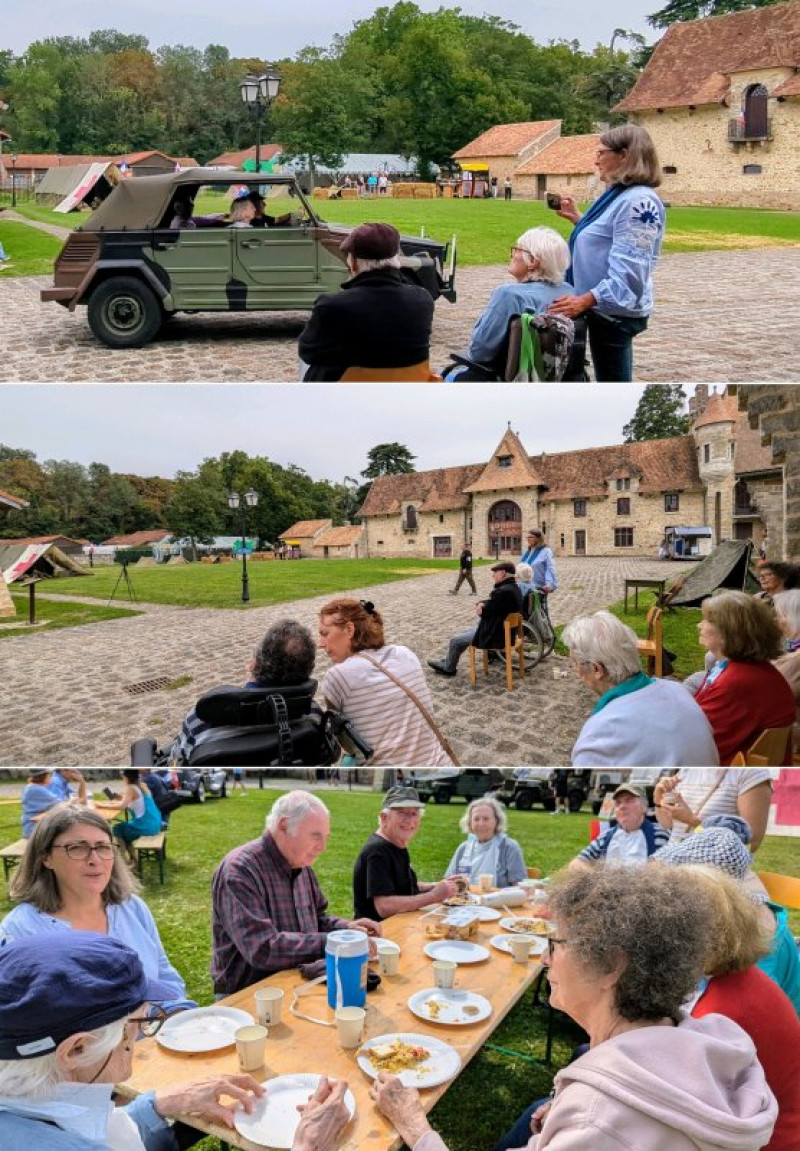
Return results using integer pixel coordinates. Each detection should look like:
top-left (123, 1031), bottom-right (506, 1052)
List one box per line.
top-left (136, 556), bottom-right (158, 568)
top-left (166, 555), bottom-right (188, 565)
top-left (392, 182), bottom-right (436, 199)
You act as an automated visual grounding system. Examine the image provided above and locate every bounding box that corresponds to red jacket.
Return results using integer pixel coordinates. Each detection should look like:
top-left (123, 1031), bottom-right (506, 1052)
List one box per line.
top-left (695, 659), bottom-right (795, 764)
top-left (692, 967), bottom-right (800, 1151)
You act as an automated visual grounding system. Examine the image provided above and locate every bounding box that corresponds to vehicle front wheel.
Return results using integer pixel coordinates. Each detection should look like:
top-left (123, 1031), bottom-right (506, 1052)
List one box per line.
top-left (515, 790), bottom-right (533, 811)
top-left (88, 276), bottom-right (163, 348)
top-left (195, 781), bottom-right (206, 803)
top-left (433, 790), bottom-right (451, 804)
top-left (568, 791), bottom-right (583, 813)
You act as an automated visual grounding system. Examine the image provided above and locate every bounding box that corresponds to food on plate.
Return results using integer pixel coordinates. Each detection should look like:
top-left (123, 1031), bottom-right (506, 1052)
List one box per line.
top-left (463, 1005), bottom-right (480, 1017)
top-left (506, 917), bottom-right (553, 935)
top-left (453, 875), bottom-right (470, 894)
top-left (443, 893), bottom-right (476, 907)
top-left (427, 1000), bottom-right (444, 1019)
top-left (361, 1039), bottom-right (431, 1073)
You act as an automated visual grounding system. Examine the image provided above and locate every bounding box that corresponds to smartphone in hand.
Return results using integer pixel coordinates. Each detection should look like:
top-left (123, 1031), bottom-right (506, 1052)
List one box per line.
top-left (546, 193), bottom-right (562, 211)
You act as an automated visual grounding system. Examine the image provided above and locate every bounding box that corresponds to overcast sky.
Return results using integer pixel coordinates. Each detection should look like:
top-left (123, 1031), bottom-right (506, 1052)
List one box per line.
top-left (6, 1), bottom-right (659, 59)
top-left (0, 383), bottom-right (695, 481)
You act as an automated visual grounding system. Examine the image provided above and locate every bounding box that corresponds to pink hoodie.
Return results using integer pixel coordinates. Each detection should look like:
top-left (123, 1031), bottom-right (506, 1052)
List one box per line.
top-left (414, 1014), bottom-right (776, 1151)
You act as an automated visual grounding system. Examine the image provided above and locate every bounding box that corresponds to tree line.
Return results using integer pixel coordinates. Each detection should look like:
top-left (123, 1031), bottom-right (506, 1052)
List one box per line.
top-left (0, 442), bottom-right (419, 548)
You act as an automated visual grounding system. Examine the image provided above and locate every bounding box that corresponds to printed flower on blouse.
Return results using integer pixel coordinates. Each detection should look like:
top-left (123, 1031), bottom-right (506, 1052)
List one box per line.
top-left (621, 197), bottom-right (662, 254)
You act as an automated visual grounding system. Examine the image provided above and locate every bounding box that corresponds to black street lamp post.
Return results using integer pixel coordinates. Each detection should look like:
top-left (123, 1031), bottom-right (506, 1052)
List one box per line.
top-left (10, 153), bottom-right (18, 209)
top-left (239, 68), bottom-right (282, 174)
top-left (228, 489), bottom-right (259, 603)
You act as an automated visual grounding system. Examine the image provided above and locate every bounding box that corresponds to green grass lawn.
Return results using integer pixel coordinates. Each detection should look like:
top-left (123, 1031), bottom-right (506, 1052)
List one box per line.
top-left (555, 600), bottom-right (707, 679)
top-left (0, 784), bottom-right (796, 1151)
top-left (0, 219), bottom-right (61, 276)
top-left (0, 594), bottom-right (140, 639)
top-left (0, 199), bottom-right (79, 230)
top-left (36, 557), bottom-right (470, 611)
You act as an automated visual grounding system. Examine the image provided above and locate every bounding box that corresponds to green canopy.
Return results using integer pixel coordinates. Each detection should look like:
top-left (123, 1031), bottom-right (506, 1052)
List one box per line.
top-left (669, 540), bottom-right (758, 607)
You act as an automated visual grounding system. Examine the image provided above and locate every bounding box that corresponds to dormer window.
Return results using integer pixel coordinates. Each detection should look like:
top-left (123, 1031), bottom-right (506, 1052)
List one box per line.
top-left (615, 477), bottom-right (631, 491)
top-left (498, 455), bottom-right (513, 469)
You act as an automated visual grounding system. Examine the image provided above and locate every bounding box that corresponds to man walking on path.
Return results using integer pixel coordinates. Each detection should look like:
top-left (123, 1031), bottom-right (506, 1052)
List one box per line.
top-left (450, 543), bottom-right (477, 596)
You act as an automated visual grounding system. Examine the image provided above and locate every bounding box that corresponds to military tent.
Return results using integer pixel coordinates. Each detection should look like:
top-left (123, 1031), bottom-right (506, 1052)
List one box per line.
top-left (668, 540), bottom-right (758, 607)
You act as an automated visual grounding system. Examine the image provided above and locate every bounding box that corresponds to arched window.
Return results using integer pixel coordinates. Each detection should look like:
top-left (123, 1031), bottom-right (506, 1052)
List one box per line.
top-left (743, 84), bottom-right (768, 140)
top-left (487, 500), bottom-right (522, 554)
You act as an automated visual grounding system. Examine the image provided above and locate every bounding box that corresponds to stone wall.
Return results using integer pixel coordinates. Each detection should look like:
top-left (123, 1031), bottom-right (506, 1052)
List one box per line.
top-left (732, 386), bottom-right (800, 560)
top-left (633, 81), bottom-right (800, 209)
top-left (696, 418), bottom-right (736, 544)
top-left (739, 474), bottom-right (785, 552)
top-left (363, 509), bottom-right (470, 558)
top-left (542, 486), bottom-right (706, 557)
top-left (470, 489), bottom-right (541, 555)
top-left (514, 172), bottom-right (596, 201)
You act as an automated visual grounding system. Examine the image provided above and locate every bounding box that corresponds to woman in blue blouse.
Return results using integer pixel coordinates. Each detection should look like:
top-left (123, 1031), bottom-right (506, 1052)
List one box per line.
top-left (549, 124), bottom-right (665, 382)
top-left (1, 805), bottom-right (194, 1013)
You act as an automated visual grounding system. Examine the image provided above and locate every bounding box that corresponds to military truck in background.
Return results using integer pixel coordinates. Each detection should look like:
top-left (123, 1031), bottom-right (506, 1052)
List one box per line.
top-left (496, 769), bottom-right (590, 813)
top-left (415, 769), bottom-right (505, 804)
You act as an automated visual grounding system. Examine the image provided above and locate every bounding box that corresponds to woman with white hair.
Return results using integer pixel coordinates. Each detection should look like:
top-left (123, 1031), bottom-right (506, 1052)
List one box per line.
top-left (444, 796), bottom-right (527, 889)
top-left (563, 610), bottom-right (719, 766)
top-left (452, 226), bottom-right (574, 375)
top-left (773, 589), bottom-right (800, 756)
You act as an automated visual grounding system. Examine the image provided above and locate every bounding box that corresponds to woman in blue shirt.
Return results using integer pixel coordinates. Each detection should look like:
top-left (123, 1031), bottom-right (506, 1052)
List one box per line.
top-left (549, 124), bottom-right (665, 382)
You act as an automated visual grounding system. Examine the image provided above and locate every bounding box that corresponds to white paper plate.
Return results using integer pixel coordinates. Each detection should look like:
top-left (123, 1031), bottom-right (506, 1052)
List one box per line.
top-left (156, 1006), bottom-right (254, 1053)
top-left (423, 940), bottom-right (490, 964)
top-left (490, 933), bottom-right (548, 958)
top-left (499, 916), bottom-right (555, 935)
top-left (357, 1031), bottom-right (461, 1088)
top-left (469, 905), bottom-right (502, 922)
top-left (234, 1074), bottom-right (355, 1149)
top-left (407, 988), bottom-right (492, 1026)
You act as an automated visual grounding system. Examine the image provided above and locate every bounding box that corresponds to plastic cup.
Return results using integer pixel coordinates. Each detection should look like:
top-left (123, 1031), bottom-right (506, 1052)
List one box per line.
top-left (254, 987), bottom-right (284, 1026)
top-left (478, 873), bottom-right (494, 893)
top-left (433, 960), bottom-right (457, 989)
top-left (509, 934), bottom-right (536, 964)
top-left (378, 941), bottom-right (401, 976)
top-left (235, 1024), bottom-right (268, 1070)
top-left (335, 1006), bottom-right (366, 1048)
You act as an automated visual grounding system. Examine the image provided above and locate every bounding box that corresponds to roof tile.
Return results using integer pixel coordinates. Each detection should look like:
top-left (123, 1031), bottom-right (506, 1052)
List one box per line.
top-left (452, 121), bottom-right (561, 159)
top-left (280, 519), bottom-right (332, 538)
top-left (516, 134), bottom-right (601, 175)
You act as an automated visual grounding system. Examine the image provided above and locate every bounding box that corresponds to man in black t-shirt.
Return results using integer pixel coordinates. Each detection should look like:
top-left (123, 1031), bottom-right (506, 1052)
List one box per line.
top-left (450, 543), bottom-right (477, 596)
top-left (352, 786), bottom-right (463, 920)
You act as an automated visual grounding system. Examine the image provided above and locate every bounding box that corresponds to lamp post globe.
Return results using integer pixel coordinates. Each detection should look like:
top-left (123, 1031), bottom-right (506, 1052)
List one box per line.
top-left (228, 489), bottom-right (258, 604)
top-left (239, 68), bottom-right (282, 175)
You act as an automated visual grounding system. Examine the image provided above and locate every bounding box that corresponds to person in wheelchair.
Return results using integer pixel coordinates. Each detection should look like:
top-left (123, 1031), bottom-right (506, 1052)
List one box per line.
top-left (168, 619), bottom-right (317, 763)
top-left (444, 226), bottom-right (576, 380)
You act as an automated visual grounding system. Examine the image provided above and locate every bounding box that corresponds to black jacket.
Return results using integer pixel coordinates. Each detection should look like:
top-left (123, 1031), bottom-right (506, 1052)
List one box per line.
top-left (299, 268), bottom-right (434, 381)
top-left (459, 548), bottom-right (473, 573)
top-left (473, 576), bottom-right (523, 649)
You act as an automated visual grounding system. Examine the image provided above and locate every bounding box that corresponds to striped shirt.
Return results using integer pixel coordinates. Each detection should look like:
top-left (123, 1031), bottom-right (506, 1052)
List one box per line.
top-left (211, 831), bottom-right (350, 994)
top-left (322, 645), bottom-right (453, 767)
top-left (668, 768), bottom-right (772, 843)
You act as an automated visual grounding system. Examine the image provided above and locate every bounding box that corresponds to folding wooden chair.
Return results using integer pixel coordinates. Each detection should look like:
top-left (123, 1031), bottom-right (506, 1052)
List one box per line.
top-left (730, 725), bottom-right (793, 766)
top-left (637, 606), bottom-right (663, 677)
top-left (756, 871), bottom-right (800, 910)
top-left (340, 361), bottom-right (443, 381)
top-left (468, 612), bottom-right (525, 692)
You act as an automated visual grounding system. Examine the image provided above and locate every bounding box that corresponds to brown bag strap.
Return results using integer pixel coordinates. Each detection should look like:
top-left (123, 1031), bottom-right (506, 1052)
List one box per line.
top-left (355, 652), bottom-right (460, 766)
top-left (683, 769), bottom-right (727, 818)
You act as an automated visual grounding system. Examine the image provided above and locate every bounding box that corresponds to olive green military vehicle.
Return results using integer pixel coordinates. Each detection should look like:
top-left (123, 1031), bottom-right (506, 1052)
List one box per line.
top-left (41, 169), bottom-right (457, 349)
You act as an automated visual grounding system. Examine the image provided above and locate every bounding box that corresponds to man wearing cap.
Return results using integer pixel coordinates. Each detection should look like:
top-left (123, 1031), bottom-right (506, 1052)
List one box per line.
top-left (298, 222), bottom-right (434, 381)
top-left (21, 769), bottom-right (87, 837)
top-left (353, 786), bottom-right (464, 920)
top-left (571, 783), bottom-right (668, 869)
top-left (212, 790), bottom-right (381, 995)
top-left (428, 561), bottom-right (523, 677)
top-left (0, 933), bottom-right (271, 1151)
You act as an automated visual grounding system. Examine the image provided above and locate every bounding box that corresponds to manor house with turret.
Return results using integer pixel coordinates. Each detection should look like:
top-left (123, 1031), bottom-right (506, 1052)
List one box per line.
top-left (358, 388), bottom-right (783, 559)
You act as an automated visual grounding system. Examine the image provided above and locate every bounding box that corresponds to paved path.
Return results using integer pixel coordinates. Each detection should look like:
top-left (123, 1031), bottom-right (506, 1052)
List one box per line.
top-left (2, 247), bottom-right (798, 381)
top-left (1, 209), bottom-right (71, 241)
top-left (0, 557), bottom-right (687, 767)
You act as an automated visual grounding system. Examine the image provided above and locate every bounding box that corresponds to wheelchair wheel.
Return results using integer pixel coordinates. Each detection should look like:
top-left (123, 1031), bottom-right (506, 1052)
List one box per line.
top-left (500, 620), bottom-right (544, 672)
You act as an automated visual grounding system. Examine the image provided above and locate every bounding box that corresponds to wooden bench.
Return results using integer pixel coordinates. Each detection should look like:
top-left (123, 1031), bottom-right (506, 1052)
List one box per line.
top-left (0, 839), bottom-right (28, 884)
top-left (134, 833), bottom-right (167, 885)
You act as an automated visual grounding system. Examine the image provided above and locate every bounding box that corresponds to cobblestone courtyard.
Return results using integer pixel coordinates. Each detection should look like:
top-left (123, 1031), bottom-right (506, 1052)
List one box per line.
top-left (3, 246), bottom-right (799, 381)
top-left (1, 556), bottom-right (689, 767)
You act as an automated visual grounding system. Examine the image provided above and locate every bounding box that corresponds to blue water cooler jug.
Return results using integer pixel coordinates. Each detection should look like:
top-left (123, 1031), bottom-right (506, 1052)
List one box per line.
top-left (325, 929), bottom-right (369, 1010)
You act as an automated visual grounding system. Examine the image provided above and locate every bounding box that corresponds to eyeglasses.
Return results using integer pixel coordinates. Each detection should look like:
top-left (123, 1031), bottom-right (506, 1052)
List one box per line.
top-left (127, 1005), bottom-right (169, 1039)
top-left (510, 245), bottom-right (528, 258)
top-left (51, 842), bottom-right (116, 861)
top-left (546, 936), bottom-right (571, 961)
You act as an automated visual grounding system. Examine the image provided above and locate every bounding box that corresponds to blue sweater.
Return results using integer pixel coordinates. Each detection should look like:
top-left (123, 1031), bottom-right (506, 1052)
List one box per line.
top-left (467, 279), bottom-right (574, 363)
top-left (570, 185), bottom-right (665, 318)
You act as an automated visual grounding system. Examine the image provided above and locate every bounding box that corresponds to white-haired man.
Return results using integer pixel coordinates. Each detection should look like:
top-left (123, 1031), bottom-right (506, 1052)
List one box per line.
top-left (570, 783), bottom-right (668, 869)
top-left (563, 610), bottom-right (719, 767)
top-left (212, 790), bottom-right (381, 994)
top-left (353, 786), bottom-right (464, 920)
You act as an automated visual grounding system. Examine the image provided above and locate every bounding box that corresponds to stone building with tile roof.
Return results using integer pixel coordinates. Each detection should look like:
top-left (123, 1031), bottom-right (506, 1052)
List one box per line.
top-left (358, 395), bottom-right (783, 559)
top-left (513, 134), bottom-right (603, 202)
top-left (614, 2), bottom-right (800, 208)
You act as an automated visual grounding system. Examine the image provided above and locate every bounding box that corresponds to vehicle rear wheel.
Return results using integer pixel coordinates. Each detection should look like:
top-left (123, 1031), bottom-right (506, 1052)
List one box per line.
top-left (434, 790), bottom-right (451, 804)
top-left (88, 276), bottom-right (163, 348)
top-left (568, 790), bottom-right (583, 813)
top-left (515, 790), bottom-right (533, 811)
top-left (542, 795), bottom-right (556, 812)
top-left (195, 780), bottom-right (206, 804)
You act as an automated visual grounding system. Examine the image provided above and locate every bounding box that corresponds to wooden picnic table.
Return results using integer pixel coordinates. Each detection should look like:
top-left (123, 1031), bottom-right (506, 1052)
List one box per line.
top-left (117, 906), bottom-right (543, 1151)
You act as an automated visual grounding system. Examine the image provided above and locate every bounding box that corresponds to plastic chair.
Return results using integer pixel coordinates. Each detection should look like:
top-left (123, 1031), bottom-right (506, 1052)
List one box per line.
top-left (526, 867), bottom-right (542, 879)
top-left (469, 613), bottom-right (525, 692)
top-left (637, 606), bottom-right (663, 677)
top-left (756, 871), bottom-right (800, 910)
top-left (340, 361), bottom-right (442, 382)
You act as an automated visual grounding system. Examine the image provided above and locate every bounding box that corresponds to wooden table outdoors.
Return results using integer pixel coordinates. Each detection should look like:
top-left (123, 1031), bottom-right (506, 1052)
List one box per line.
top-left (118, 909), bottom-right (543, 1151)
top-left (623, 576), bottom-right (666, 613)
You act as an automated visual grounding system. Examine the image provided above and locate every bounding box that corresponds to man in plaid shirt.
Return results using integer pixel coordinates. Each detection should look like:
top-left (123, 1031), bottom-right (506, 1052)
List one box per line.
top-left (212, 790), bottom-right (381, 994)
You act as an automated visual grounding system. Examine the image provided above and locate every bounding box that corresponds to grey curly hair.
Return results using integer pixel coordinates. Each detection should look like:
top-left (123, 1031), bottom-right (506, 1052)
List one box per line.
top-left (548, 864), bottom-right (711, 1023)
top-left (252, 619), bottom-right (316, 684)
top-left (459, 794), bottom-right (508, 836)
